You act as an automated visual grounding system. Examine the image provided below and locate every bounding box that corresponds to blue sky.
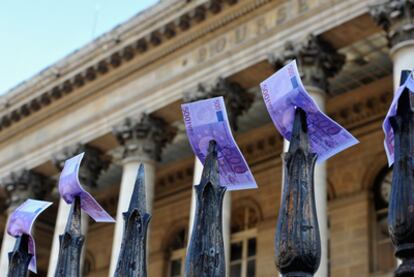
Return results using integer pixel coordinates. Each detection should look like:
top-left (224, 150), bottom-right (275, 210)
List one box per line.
top-left (0, 0), bottom-right (159, 94)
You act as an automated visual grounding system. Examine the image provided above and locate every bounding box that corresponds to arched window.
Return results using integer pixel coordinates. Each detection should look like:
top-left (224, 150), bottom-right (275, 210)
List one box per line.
top-left (167, 227), bottom-right (187, 277)
top-left (230, 203), bottom-right (260, 277)
top-left (371, 167), bottom-right (396, 275)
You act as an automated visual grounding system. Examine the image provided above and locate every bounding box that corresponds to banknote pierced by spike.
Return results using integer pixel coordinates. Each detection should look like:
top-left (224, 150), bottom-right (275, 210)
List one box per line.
top-left (383, 72), bottom-right (414, 166)
top-left (7, 199), bottom-right (52, 273)
top-left (260, 60), bottom-right (359, 162)
top-left (59, 152), bottom-right (115, 222)
top-left (181, 96), bottom-right (257, 190)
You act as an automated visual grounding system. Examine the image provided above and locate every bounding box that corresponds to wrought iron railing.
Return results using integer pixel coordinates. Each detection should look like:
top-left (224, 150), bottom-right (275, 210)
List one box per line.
top-left (6, 70), bottom-right (414, 277)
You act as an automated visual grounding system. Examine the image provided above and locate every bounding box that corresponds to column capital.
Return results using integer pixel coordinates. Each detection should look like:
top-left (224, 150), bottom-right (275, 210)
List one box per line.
top-left (370, 0), bottom-right (414, 50)
top-left (1, 169), bottom-right (51, 211)
top-left (52, 143), bottom-right (108, 188)
top-left (112, 113), bottom-right (176, 162)
top-left (183, 77), bottom-right (254, 130)
top-left (268, 34), bottom-right (345, 93)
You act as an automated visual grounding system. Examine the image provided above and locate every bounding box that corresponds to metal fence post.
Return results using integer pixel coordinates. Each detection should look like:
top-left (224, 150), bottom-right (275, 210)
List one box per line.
top-left (185, 140), bottom-right (226, 277)
top-left (275, 108), bottom-right (321, 277)
top-left (387, 70), bottom-right (414, 276)
top-left (54, 196), bottom-right (85, 277)
top-left (7, 234), bottom-right (32, 277)
top-left (114, 164), bottom-right (151, 277)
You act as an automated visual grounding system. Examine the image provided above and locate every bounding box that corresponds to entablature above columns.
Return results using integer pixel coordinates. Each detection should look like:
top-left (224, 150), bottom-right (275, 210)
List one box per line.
top-left (0, 0), bottom-right (382, 178)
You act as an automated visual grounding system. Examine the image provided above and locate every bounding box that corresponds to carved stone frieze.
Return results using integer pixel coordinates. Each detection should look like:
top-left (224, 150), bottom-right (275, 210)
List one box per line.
top-left (370, 0), bottom-right (414, 48)
top-left (268, 34), bottom-right (345, 93)
top-left (113, 114), bottom-right (176, 162)
top-left (1, 169), bottom-right (51, 210)
top-left (184, 78), bottom-right (254, 130)
top-left (329, 91), bottom-right (392, 129)
top-left (53, 144), bottom-right (108, 188)
top-left (0, 0), bottom-right (242, 132)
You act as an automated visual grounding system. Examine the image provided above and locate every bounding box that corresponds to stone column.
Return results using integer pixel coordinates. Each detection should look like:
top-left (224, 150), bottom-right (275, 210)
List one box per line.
top-left (47, 144), bottom-right (107, 277)
top-left (370, 1), bottom-right (414, 89)
top-left (109, 114), bottom-right (175, 276)
top-left (184, 78), bottom-right (254, 276)
top-left (0, 170), bottom-right (51, 272)
top-left (269, 34), bottom-right (345, 277)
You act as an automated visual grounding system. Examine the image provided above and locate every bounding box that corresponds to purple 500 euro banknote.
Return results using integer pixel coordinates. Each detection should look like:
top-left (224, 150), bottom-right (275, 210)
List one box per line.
top-left (7, 199), bottom-right (52, 273)
top-left (260, 60), bottom-right (359, 162)
top-left (181, 96), bottom-right (257, 190)
top-left (383, 74), bottom-right (414, 166)
top-left (59, 152), bottom-right (114, 222)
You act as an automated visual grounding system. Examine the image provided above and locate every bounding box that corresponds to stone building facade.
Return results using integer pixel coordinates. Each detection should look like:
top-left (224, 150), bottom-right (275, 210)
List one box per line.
top-left (0, 0), bottom-right (412, 276)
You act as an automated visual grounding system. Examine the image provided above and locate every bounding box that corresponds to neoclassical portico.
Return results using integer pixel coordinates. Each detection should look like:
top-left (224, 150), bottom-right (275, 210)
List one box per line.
top-left (0, 0), bottom-right (413, 276)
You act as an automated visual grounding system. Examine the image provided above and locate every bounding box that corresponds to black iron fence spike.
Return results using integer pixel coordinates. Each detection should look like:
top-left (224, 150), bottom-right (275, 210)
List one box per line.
top-left (199, 140), bottom-right (220, 188)
top-left (7, 234), bottom-right (32, 277)
top-left (275, 108), bottom-right (320, 277)
top-left (127, 164), bottom-right (147, 214)
top-left (400, 70), bottom-right (411, 85)
top-left (387, 70), bottom-right (414, 277)
top-left (114, 163), bottom-right (151, 277)
top-left (185, 139), bottom-right (226, 277)
top-left (54, 196), bottom-right (85, 277)
top-left (288, 107), bottom-right (309, 153)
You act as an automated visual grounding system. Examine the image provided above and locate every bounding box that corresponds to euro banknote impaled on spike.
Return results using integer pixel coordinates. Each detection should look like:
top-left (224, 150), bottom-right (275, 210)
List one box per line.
top-left (7, 199), bottom-right (52, 273)
top-left (383, 73), bottom-right (414, 166)
top-left (181, 96), bottom-right (256, 190)
top-left (59, 152), bottom-right (115, 222)
top-left (260, 60), bottom-right (359, 162)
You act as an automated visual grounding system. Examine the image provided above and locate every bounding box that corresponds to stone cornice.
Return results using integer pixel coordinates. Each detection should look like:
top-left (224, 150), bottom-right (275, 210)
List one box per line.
top-left (0, 0), bottom-right (245, 132)
top-left (0, 0), bottom-right (371, 177)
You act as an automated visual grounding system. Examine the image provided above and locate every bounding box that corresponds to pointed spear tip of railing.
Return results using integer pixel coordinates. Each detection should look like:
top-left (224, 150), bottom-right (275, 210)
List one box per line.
top-left (127, 163), bottom-right (147, 213)
top-left (65, 196), bottom-right (82, 235)
top-left (199, 140), bottom-right (220, 188)
top-left (288, 107), bottom-right (308, 153)
top-left (400, 70), bottom-right (411, 85)
top-left (11, 234), bottom-right (29, 254)
top-left (396, 70), bottom-right (414, 116)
